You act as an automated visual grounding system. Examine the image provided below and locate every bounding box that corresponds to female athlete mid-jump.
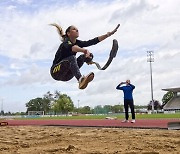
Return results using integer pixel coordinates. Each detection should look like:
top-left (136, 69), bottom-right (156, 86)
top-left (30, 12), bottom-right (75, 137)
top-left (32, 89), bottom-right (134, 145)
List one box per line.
top-left (50, 23), bottom-right (119, 89)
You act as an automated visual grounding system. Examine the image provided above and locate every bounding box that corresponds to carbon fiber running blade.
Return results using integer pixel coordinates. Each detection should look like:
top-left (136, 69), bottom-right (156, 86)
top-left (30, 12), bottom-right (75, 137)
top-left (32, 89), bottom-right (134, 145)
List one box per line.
top-left (110, 39), bottom-right (118, 58)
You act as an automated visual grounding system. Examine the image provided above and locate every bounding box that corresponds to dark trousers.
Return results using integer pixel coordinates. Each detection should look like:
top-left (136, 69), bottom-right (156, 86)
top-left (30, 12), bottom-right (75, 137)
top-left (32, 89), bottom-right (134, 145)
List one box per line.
top-left (50, 55), bottom-right (86, 81)
top-left (124, 99), bottom-right (135, 120)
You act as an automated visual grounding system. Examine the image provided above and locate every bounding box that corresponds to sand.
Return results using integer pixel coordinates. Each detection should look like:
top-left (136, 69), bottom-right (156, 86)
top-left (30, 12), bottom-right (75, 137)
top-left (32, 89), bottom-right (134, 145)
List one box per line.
top-left (0, 126), bottom-right (179, 154)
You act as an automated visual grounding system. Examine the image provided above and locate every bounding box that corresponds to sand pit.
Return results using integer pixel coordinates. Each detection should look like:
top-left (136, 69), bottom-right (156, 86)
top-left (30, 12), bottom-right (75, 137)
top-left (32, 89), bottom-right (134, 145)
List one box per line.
top-left (0, 126), bottom-right (179, 154)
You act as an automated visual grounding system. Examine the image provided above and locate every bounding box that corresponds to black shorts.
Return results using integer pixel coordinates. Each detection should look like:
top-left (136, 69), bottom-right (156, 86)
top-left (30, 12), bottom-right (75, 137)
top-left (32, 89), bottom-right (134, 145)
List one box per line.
top-left (50, 60), bottom-right (73, 81)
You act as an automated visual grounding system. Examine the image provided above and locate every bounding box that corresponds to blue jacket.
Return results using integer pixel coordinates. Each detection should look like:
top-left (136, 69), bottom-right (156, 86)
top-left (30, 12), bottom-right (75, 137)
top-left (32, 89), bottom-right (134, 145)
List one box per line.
top-left (116, 84), bottom-right (135, 100)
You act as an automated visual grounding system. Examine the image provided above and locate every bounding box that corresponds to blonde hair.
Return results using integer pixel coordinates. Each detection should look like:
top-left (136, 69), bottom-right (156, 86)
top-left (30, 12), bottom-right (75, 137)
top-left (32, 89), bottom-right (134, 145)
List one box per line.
top-left (49, 23), bottom-right (66, 42)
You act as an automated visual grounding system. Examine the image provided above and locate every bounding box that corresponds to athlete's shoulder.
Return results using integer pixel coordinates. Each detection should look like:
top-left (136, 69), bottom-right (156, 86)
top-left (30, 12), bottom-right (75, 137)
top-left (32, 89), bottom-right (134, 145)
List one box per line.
top-left (75, 39), bottom-right (83, 44)
top-left (61, 39), bottom-right (74, 48)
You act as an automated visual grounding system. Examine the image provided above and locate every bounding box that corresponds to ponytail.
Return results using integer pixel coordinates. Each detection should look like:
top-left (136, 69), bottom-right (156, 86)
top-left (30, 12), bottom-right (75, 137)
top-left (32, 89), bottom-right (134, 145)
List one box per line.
top-left (49, 23), bottom-right (66, 42)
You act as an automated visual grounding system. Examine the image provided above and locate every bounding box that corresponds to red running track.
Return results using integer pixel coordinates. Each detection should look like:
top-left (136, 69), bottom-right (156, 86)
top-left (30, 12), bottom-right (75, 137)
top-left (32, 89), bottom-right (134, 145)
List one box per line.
top-left (3, 119), bottom-right (180, 129)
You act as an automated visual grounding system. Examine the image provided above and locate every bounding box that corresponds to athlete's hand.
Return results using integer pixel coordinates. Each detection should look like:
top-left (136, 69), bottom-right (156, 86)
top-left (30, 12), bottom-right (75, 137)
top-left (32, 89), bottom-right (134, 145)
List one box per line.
top-left (84, 49), bottom-right (91, 58)
top-left (107, 24), bottom-right (120, 37)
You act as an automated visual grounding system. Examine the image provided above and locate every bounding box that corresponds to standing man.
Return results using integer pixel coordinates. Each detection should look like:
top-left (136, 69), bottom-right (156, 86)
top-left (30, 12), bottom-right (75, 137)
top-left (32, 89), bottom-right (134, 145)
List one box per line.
top-left (116, 80), bottom-right (136, 123)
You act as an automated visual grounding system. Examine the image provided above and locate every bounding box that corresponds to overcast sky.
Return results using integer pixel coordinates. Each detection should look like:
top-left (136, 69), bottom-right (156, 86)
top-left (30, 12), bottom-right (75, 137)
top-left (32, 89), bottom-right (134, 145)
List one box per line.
top-left (0, 0), bottom-right (180, 112)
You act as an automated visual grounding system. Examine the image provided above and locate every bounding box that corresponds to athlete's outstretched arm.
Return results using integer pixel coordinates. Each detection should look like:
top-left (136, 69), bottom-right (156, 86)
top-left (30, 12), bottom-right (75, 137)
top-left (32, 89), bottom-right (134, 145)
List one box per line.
top-left (98, 24), bottom-right (120, 42)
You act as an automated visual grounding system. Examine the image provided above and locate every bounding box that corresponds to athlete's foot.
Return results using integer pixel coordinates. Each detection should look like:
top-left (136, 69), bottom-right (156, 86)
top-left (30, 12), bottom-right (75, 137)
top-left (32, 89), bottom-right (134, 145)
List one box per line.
top-left (79, 72), bottom-right (94, 89)
top-left (131, 119), bottom-right (135, 123)
top-left (121, 119), bottom-right (129, 123)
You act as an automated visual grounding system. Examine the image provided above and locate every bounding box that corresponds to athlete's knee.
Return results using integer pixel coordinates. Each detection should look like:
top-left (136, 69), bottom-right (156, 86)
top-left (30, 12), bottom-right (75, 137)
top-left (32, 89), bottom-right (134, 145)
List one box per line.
top-left (68, 55), bottom-right (76, 61)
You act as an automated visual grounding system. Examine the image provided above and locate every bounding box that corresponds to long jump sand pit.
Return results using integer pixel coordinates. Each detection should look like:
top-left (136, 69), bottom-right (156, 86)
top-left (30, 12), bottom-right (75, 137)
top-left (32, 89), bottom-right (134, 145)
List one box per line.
top-left (0, 126), bottom-right (179, 154)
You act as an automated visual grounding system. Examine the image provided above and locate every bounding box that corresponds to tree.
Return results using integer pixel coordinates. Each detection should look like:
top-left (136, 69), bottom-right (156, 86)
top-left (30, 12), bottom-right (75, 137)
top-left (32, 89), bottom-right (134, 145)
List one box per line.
top-left (0, 110), bottom-right (4, 115)
top-left (80, 106), bottom-right (91, 114)
top-left (43, 91), bottom-right (54, 101)
top-left (162, 91), bottom-right (174, 107)
top-left (54, 90), bottom-right (62, 100)
top-left (112, 105), bottom-right (123, 113)
top-left (93, 105), bottom-right (104, 114)
top-left (147, 100), bottom-right (162, 110)
top-left (103, 105), bottom-right (112, 114)
top-left (26, 97), bottom-right (51, 114)
top-left (52, 94), bottom-right (74, 114)
top-left (26, 91), bottom-right (74, 115)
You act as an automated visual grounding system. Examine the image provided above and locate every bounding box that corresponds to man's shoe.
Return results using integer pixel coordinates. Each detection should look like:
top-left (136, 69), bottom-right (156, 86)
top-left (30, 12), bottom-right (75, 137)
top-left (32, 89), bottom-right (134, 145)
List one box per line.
top-left (131, 119), bottom-right (135, 123)
top-left (121, 119), bottom-right (129, 123)
top-left (79, 72), bottom-right (94, 89)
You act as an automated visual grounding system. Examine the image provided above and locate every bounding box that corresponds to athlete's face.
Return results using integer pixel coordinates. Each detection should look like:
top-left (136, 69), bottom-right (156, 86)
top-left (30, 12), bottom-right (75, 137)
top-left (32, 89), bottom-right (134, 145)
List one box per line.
top-left (67, 26), bottom-right (79, 38)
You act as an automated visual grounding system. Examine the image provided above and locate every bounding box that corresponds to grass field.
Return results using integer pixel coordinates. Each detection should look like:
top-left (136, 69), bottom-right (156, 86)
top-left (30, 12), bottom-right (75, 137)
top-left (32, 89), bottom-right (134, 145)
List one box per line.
top-left (18, 113), bottom-right (180, 120)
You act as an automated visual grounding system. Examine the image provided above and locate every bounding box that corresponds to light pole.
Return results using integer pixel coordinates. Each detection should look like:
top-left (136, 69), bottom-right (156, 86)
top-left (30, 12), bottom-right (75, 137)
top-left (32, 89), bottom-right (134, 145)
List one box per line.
top-left (1, 99), bottom-right (4, 115)
top-left (147, 51), bottom-right (154, 113)
top-left (77, 100), bottom-right (80, 114)
top-left (1, 99), bottom-right (3, 110)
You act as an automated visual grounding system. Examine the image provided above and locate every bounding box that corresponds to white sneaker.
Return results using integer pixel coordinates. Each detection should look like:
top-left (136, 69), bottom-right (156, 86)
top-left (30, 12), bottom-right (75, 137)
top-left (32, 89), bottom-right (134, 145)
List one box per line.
top-left (121, 119), bottom-right (129, 123)
top-left (79, 72), bottom-right (94, 89)
top-left (131, 119), bottom-right (135, 123)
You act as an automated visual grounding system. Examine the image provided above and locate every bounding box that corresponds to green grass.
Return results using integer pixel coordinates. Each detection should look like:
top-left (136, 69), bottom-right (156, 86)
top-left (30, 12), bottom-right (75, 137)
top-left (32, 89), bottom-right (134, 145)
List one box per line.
top-left (135, 113), bottom-right (180, 119)
top-left (17, 113), bottom-right (180, 120)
